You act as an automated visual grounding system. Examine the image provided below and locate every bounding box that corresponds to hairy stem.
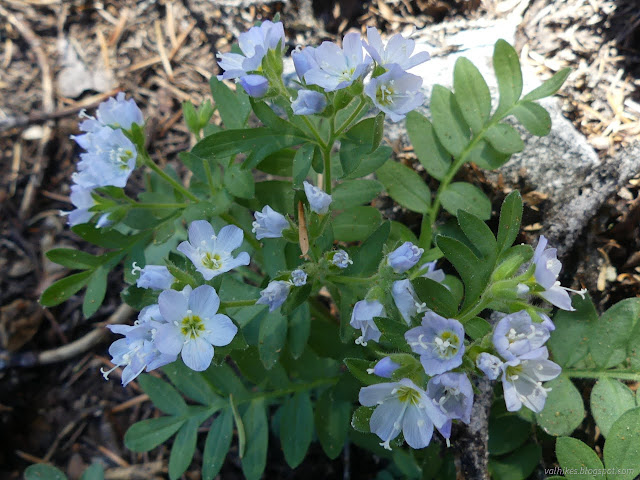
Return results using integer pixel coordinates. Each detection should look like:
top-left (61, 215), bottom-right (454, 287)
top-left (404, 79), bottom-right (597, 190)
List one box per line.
top-left (141, 152), bottom-right (199, 202)
top-left (566, 370), bottom-right (640, 381)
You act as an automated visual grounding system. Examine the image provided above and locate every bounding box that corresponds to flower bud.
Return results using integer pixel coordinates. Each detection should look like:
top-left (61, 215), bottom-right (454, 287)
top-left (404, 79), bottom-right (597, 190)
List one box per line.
top-left (387, 242), bottom-right (423, 273)
top-left (239, 74), bottom-right (269, 98)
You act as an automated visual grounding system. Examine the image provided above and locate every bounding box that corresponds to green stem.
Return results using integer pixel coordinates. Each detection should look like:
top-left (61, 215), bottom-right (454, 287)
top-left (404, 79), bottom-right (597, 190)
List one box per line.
top-left (130, 202), bottom-right (188, 210)
top-left (142, 152), bottom-right (199, 202)
top-left (220, 299), bottom-right (258, 309)
top-left (334, 98), bottom-right (367, 137)
top-left (565, 370), bottom-right (640, 381)
top-left (456, 295), bottom-right (493, 323)
top-left (203, 158), bottom-right (217, 196)
top-left (326, 275), bottom-right (373, 285)
top-left (243, 377), bottom-right (339, 403)
top-left (322, 144), bottom-right (333, 194)
top-left (220, 212), bottom-right (261, 250)
top-left (300, 115), bottom-right (327, 149)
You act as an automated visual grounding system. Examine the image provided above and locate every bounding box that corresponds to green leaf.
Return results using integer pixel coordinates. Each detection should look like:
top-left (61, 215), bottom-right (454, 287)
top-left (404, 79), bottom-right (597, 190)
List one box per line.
top-left (406, 112), bottom-right (451, 180)
top-left (489, 442), bottom-right (541, 480)
top-left (489, 413), bottom-right (531, 455)
top-left (315, 388), bottom-right (351, 459)
top-left (281, 283), bottom-right (311, 316)
top-left (523, 68), bottom-right (571, 101)
top-left (493, 39), bottom-right (523, 117)
top-left (24, 464), bottom-right (67, 480)
top-left (259, 310), bottom-right (288, 369)
top-left (203, 363), bottom-right (249, 400)
top-left (485, 123), bottom-right (524, 154)
top-left (373, 316), bottom-right (411, 352)
top-left (440, 182), bottom-right (492, 220)
top-left (241, 400), bottom-right (268, 480)
top-left (342, 146), bottom-right (392, 180)
top-left (467, 139), bottom-right (511, 171)
top-left (430, 85), bottom-right (470, 157)
top-left (254, 180), bottom-right (295, 216)
top-left (72, 224), bottom-right (144, 249)
top-left (548, 295), bottom-right (597, 367)
top-left (81, 268), bottom-right (107, 318)
top-left (257, 148), bottom-right (294, 177)
top-left (603, 407), bottom-right (640, 480)
top-left (412, 277), bottom-right (459, 318)
top-left (389, 221), bottom-right (418, 246)
top-left (376, 161), bottom-right (430, 213)
top-left (344, 221), bottom-right (390, 276)
top-left (202, 409), bottom-right (234, 480)
top-left (162, 360), bottom-right (221, 406)
top-left (556, 437), bottom-right (604, 480)
top-left (332, 179), bottom-right (383, 210)
top-left (40, 270), bottom-right (93, 307)
top-left (344, 358), bottom-right (378, 385)
top-left (512, 101), bottom-right (551, 136)
top-left (496, 191), bottom-right (523, 254)
top-left (536, 375), bottom-right (584, 436)
top-left (457, 210), bottom-right (497, 260)
top-left (124, 416), bottom-right (186, 452)
top-left (79, 463), bottom-right (104, 480)
top-left (138, 374), bottom-right (188, 416)
top-left (251, 100), bottom-right (295, 131)
top-left (288, 302), bottom-right (311, 359)
top-left (169, 419), bottom-right (199, 480)
top-left (591, 378), bottom-right (637, 437)
top-left (280, 392), bottom-right (314, 468)
top-left (224, 163), bottom-right (255, 199)
top-left (209, 76), bottom-right (251, 129)
top-left (332, 206), bottom-right (381, 242)
top-left (351, 406), bottom-right (374, 433)
top-left (466, 316), bottom-right (492, 340)
top-left (453, 57), bottom-right (491, 132)
top-left (590, 298), bottom-right (640, 369)
top-left (46, 249), bottom-right (101, 269)
top-left (293, 144), bottom-right (314, 187)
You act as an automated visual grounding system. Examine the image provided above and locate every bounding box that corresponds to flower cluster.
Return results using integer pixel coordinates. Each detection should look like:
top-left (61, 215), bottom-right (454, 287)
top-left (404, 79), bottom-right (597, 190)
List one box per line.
top-left (64, 93), bottom-right (143, 227)
top-left (105, 221), bottom-right (248, 383)
top-left (216, 21), bottom-right (429, 122)
top-left (476, 311), bottom-right (561, 413)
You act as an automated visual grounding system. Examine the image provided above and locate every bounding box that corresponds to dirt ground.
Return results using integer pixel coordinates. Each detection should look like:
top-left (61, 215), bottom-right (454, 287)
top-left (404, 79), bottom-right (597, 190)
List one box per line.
top-left (1, 0), bottom-right (639, 478)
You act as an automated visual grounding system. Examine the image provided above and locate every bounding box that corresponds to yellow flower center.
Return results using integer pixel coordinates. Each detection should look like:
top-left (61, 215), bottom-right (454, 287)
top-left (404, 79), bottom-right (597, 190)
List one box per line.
top-left (181, 314), bottom-right (205, 338)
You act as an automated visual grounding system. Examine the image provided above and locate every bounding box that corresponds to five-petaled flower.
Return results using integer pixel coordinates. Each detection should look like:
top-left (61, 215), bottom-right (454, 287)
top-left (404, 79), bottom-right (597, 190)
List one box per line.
top-left (256, 280), bottom-right (291, 312)
top-left (178, 221), bottom-right (250, 281)
top-left (154, 285), bottom-right (238, 371)
top-left (426, 372), bottom-right (474, 441)
top-left (364, 65), bottom-right (425, 122)
top-left (387, 242), bottom-right (424, 273)
top-left (252, 205), bottom-right (288, 240)
top-left (350, 299), bottom-right (385, 346)
top-left (364, 27), bottom-right (431, 72)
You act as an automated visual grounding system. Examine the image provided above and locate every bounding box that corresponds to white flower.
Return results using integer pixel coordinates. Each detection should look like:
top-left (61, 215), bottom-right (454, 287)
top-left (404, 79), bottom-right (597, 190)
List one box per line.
top-left (154, 285), bottom-right (238, 371)
top-left (177, 221), bottom-right (250, 281)
top-left (350, 300), bottom-right (385, 346)
top-left (291, 269), bottom-right (307, 287)
top-left (364, 27), bottom-right (430, 71)
top-left (256, 280), bottom-right (291, 312)
top-left (364, 65), bottom-right (425, 122)
top-left (332, 250), bottom-right (352, 268)
top-left (387, 242), bottom-right (424, 273)
top-left (303, 181), bottom-right (332, 214)
top-left (132, 263), bottom-right (174, 290)
top-left (359, 378), bottom-right (448, 450)
top-left (252, 205), bottom-right (288, 240)
top-left (391, 279), bottom-right (421, 325)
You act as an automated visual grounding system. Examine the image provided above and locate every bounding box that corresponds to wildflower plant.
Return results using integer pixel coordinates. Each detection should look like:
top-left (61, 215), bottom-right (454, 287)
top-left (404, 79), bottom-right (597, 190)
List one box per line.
top-left (38, 17), bottom-right (640, 480)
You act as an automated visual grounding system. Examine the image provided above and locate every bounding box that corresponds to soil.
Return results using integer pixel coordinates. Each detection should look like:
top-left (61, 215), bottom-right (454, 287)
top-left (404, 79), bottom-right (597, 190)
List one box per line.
top-left (1, 0), bottom-right (639, 479)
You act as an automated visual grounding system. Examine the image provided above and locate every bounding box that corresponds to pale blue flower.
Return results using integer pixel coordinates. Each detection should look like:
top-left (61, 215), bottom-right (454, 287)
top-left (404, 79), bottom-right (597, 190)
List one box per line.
top-left (387, 242), bottom-right (424, 273)
top-left (304, 33), bottom-right (372, 92)
top-left (539, 312), bottom-right (555, 331)
top-left (303, 181), bottom-right (332, 214)
top-left (216, 20), bottom-right (285, 80)
top-left (95, 92), bottom-right (144, 130)
top-left (177, 221), bottom-right (250, 281)
top-left (493, 310), bottom-right (550, 361)
top-left (102, 305), bottom-right (176, 386)
top-left (133, 264), bottom-right (174, 290)
top-left (350, 299), bottom-right (385, 346)
top-left (532, 235), bottom-right (586, 311)
top-left (364, 27), bottom-right (430, 71)
top-left (239, 74), bottom-right (269, 97)
top-left (369, 357), bottom-right (400, 378)
top-left (391, 279), bottom-right (422, 325)
top-left (500, 347), bottom-right (561, 413)
top-left (256, 280), bottom-right (291, 312)
top-left (64, 185), bottom-right (111, 227)
top-left (291, 269), bottom-right (307, 287)
top-left (292, 46), bottom-right (318, 80)
top-left (405, 312), bottom-right (465, 375)
top-left (154, 285), bottom-right (237, 371)
top-left (72, 126), bottom-right (137, 189)
top-left (332, 250), bottom-right (352, 269)
top-left (364, 64), bottom-right (424, 122)
top-left (292, 90), bottom-right (327, 115)
top-left (476, 352), bottom-right (502, 380)
top-left (421, 260), bottom-right (445, 283)
top-left (252, 205), bottom-right (288, 240)
top-left (359, 378), bottom-right (448, 450)
top-left (427, 373), bottom-right (474, 440)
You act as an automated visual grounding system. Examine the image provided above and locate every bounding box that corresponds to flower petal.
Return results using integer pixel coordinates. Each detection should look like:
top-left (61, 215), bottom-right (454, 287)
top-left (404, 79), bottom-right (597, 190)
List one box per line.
top-left (358, 382), bottom-right (398, 406)
top-left (216, 225), bottom-right (244, 252)
top-left (154, 324), bottom-right (184, 355)
top-left (188, 220), bottom-right (216, 249)
top-left (370, 398), bottom-right (404, 443)
top-left (181, 338), bottom-right (214, 371)
top-left (189, 285), bottom-right (220, 317)
top-left (159, 288), bottom-right (189, 323)
top-left (402, 404), bottom-right (434, 449)
top-left (203, 314), bottom-right (237, 346)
